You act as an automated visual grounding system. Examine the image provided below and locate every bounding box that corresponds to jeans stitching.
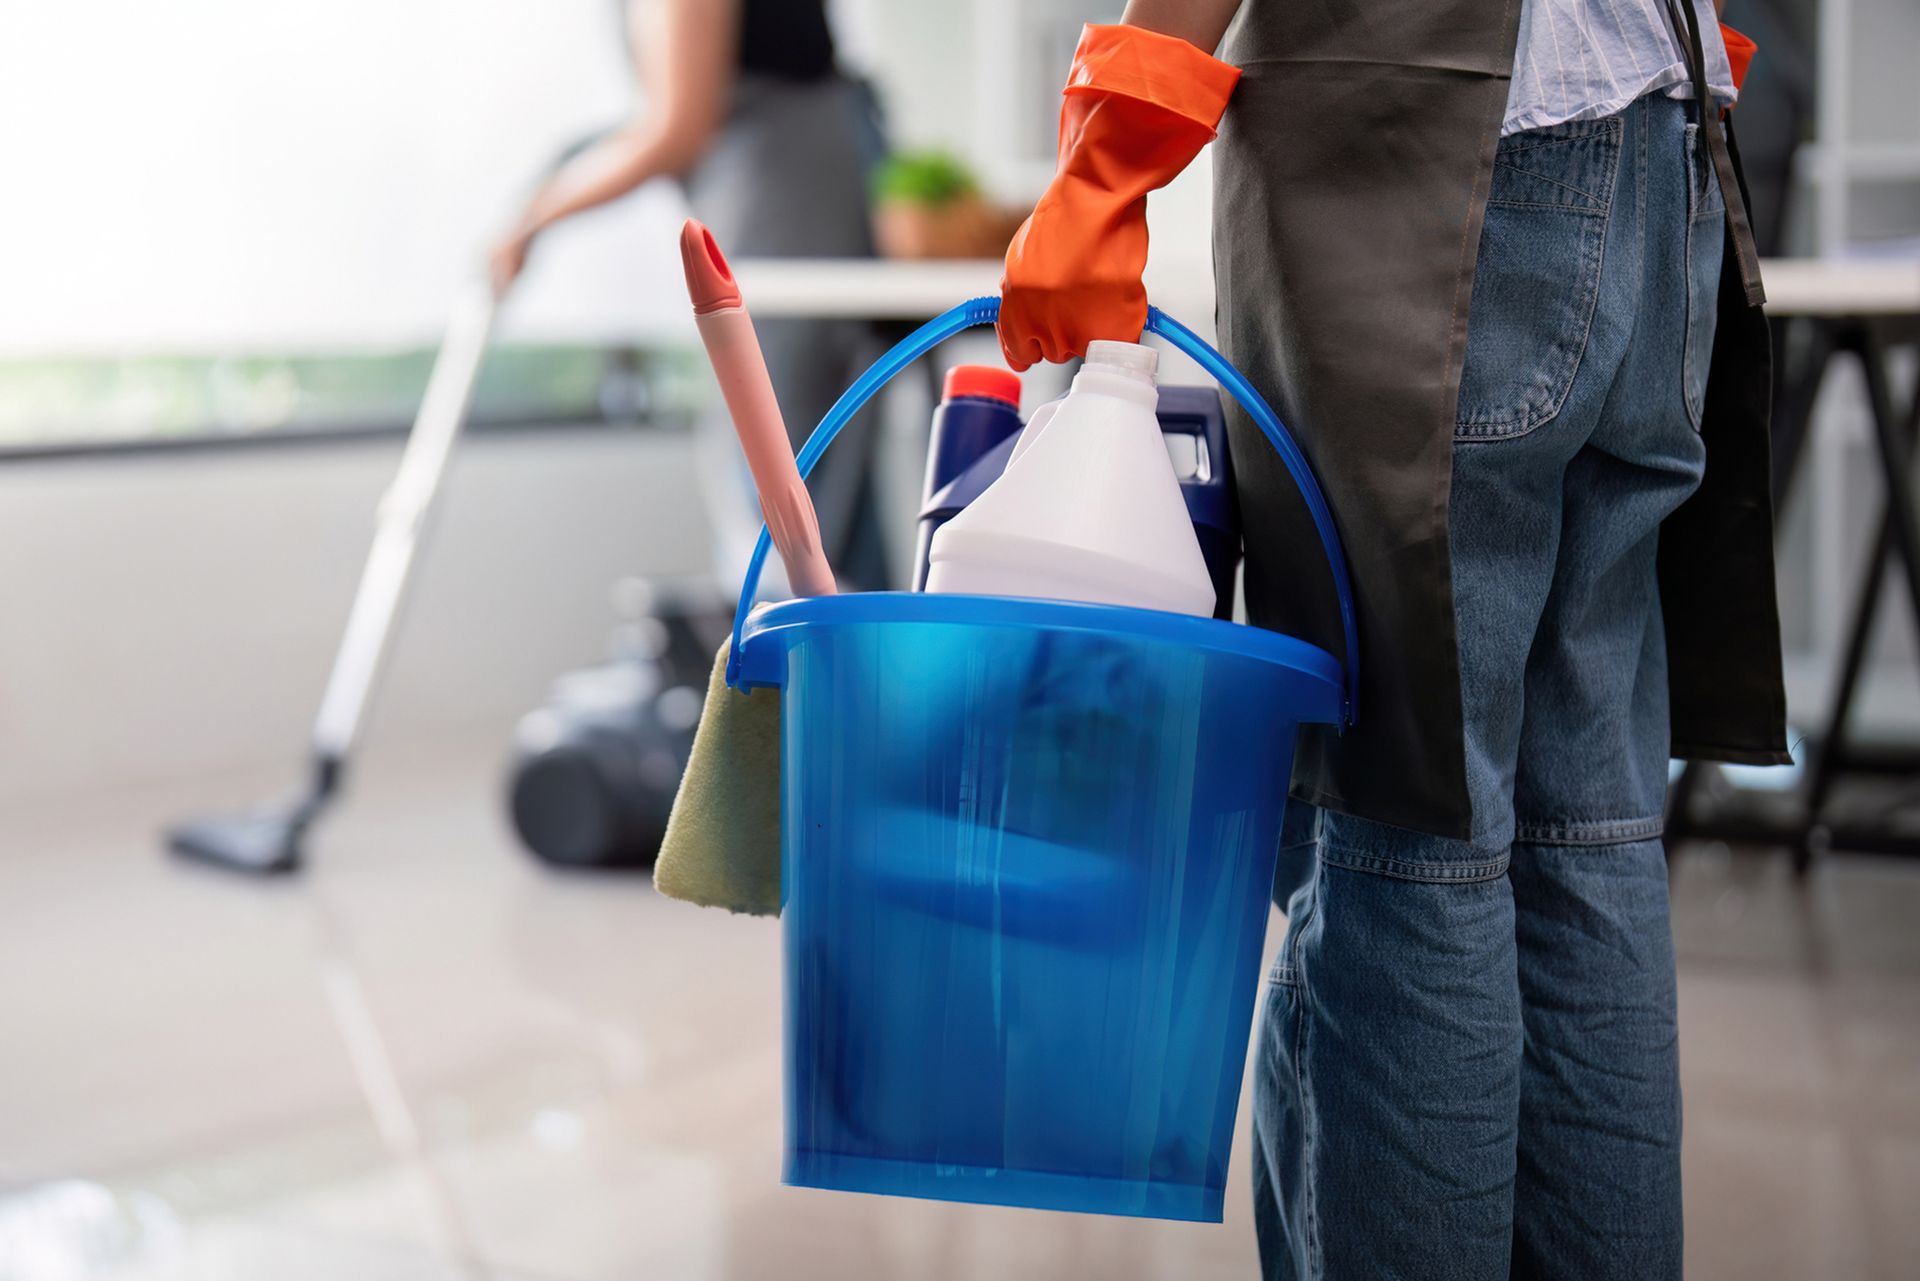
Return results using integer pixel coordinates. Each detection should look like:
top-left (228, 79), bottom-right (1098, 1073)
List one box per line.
top-left (1514, 814), bottom-right (1666, 846)
top-left (1490, 163), bottom-right (1609, 209)
top-left (1483, 198), bottom-right (1609, 214)
top-left (1294, 959), bottom-right (1318, 1277)
top-left (1638, 100), bottom-right (1650, 280)
top-left (1454, 129), bottom-right (1621, 441)
top-left (1681, 123), bottom-right (1720, 432)
top-left (1454, 204), bottom-right (1609, 437)
top-left (1318, 838), bottom-right (1511, 883)
top-left (1683, 123), bottom-right (1726, 221)
top-left (1271, 862), bottom-right (1317, 987)
top-left (1684, 207), bottom-right (1702, 429)
top-left (1492, 115), bottom-right (1622, 156)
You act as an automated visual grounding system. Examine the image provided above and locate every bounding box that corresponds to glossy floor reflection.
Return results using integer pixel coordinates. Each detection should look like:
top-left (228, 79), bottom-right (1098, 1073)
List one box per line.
top-left (1, 739), bottom-right (1915, 1280)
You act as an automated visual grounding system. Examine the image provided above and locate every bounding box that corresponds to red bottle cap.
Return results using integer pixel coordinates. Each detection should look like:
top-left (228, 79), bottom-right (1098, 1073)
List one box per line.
top-left (942, 365), bottom-right (1022, 407)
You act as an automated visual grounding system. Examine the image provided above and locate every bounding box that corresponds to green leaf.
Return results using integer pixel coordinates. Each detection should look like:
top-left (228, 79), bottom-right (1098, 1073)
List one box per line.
top-left (871, 149), bottom-right (981, 208)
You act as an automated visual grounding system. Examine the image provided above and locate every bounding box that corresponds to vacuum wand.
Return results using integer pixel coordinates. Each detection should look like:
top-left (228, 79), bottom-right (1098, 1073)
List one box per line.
top-left (164, 281), bottom-right (498, 874)
top-left (311, 282), bottom-right (496, 760)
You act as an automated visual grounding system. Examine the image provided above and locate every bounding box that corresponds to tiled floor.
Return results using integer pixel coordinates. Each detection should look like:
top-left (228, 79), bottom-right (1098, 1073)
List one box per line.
top-left (1, 739), bottom-right (1915, 1280)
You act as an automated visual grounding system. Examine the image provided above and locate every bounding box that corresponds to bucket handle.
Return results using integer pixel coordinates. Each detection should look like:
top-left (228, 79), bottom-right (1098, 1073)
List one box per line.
top-left (726, 297), bottom-right (1360, 727)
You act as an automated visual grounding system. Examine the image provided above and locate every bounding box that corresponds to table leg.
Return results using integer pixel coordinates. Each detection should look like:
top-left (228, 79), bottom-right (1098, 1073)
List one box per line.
top-left (1861, 327), bottom-right (1920, 645)
top-left (1798, 325), bottom-right (1920, 870)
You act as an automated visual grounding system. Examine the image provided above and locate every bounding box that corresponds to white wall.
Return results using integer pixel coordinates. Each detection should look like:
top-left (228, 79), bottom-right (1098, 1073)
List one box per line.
top-left (0, 0), bottom-right (690, 355)
top-left (0, 429), bottom-right (711, 810)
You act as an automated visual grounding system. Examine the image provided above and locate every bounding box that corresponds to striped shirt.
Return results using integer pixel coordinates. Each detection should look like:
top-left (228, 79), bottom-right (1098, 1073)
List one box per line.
top-left (1504, 0), bottom-right (1737, 135)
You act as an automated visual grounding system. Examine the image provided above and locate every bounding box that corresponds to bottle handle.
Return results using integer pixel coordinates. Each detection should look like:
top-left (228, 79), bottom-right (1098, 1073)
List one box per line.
top-left (727, 297), bottom-right (1359, 727)
top-left (1006, 397), bottom-right (1061, 469)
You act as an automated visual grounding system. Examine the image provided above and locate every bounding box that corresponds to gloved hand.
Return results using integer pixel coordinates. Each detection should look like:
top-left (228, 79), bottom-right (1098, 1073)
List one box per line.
top-left (1719, 23), bottom-right (1756, 94)
top-left (997, 24), bottom-right (1240, 371)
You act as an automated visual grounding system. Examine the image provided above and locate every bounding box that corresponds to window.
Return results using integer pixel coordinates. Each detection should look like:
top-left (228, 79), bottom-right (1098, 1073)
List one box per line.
top-left (0, 346), bottom-right (706, 450)
top-left (0, 1), bottom-right (704, 449)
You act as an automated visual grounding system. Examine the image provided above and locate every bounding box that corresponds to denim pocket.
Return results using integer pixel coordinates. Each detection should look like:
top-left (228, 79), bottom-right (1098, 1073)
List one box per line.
top-left (1682, 122), bottom-right (1726, 431)
top-left (1455, 116), bottom-right (1622, 441)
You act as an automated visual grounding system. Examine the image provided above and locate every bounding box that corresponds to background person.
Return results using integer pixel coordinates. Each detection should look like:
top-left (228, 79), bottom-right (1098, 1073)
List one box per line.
top-left (493, 0), bottom-right (891, 589)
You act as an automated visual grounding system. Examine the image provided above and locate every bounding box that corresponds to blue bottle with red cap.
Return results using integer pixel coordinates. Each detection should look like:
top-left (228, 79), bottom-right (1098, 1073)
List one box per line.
top-left (913, 365), bottom-right (1026, 591)
top-left (915, 365), bottom-right (1241, 617)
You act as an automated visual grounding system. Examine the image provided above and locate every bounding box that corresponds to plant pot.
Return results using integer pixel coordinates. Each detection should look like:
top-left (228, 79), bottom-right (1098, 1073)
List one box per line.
top-left (875, 195), bottom-right (1023, 261)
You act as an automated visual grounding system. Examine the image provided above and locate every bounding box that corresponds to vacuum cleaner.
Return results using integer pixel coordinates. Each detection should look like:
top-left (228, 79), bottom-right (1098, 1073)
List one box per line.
top-left (504, 580), bottom-right (730, 868)
top-left (165, 282), bottom-right (497, 873)
top-left (164, 135), bottom-right (707, 876)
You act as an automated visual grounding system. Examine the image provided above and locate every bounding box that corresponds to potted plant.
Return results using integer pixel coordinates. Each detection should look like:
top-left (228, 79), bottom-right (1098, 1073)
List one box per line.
top-left (872, 150), bottom-right (1024, 260)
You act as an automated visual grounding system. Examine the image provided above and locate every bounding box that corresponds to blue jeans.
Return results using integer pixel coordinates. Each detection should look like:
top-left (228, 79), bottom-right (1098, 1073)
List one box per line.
top-left (1253, 93), bottom-right (1724, 1280)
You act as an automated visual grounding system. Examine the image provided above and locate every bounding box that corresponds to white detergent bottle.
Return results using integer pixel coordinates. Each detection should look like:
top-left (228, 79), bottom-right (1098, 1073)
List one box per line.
top-left (925, 340), bottom-right (1216, 617)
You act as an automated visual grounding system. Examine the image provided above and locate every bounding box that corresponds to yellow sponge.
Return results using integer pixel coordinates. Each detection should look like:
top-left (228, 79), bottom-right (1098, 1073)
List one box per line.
top-left (652, 640), bottom-right (783, 916)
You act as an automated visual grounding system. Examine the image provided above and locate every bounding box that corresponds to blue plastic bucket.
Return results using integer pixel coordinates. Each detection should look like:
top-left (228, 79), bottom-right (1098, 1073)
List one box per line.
top-left (728, 300), bottom-right (1359, 1222)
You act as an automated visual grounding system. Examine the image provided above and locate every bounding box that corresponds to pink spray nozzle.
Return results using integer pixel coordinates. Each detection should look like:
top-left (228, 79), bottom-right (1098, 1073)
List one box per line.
top-left (680, 219), bottom-right (743, 315)
top-left (679, 217), bottom-right (837, 598)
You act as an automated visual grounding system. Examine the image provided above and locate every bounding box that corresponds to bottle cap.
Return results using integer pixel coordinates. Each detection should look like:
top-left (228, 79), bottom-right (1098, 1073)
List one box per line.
top-left (1085, 340), bottom-right (1158, 381)
top-left (942, 365), bottom-right (1023, 407)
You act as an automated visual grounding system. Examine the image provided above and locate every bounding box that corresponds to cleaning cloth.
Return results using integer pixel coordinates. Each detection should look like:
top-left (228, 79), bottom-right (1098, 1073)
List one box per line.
top-left (653, 640), bottom-right (783, 916)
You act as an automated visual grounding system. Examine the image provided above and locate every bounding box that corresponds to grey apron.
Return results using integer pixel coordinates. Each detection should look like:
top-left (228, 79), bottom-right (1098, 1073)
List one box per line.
top-left (1214, 0), bottom-right (1787, 839)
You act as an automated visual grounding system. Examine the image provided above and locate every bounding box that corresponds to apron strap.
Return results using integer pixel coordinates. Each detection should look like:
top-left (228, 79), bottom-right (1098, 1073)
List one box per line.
top-left (1665, 0), bottom-right (1766, 306)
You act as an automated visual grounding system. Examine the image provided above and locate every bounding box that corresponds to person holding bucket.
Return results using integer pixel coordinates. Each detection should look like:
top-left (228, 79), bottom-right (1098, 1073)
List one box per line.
top-left (998, 0), bottom-right (1780, 1276)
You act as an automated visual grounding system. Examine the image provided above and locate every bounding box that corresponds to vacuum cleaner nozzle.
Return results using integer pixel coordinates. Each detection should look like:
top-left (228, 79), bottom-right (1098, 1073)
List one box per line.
top-left (165, 757), bottom-right (341, 875)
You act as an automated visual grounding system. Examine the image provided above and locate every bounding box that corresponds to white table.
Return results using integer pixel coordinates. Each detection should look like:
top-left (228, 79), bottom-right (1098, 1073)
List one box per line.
top-left (1760, 257), bottom-right (1920, 317)
top-left (733, 255), bottom-right (1920, 322)
top-left (730, 259), bottom-right (1002, 322)
top-left (729, 257), bottom-right (1219, 331)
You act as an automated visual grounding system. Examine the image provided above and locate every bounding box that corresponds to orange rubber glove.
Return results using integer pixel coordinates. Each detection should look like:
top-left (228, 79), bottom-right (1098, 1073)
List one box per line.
top-left (997, 25), bottom-right (1241, 371)
top-left (1720, 23), bottom-right (1756, 94)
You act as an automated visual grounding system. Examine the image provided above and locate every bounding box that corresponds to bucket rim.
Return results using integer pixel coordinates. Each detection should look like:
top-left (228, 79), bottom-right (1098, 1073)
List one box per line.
top-left (736, 591), bottom-right (1344, 722)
